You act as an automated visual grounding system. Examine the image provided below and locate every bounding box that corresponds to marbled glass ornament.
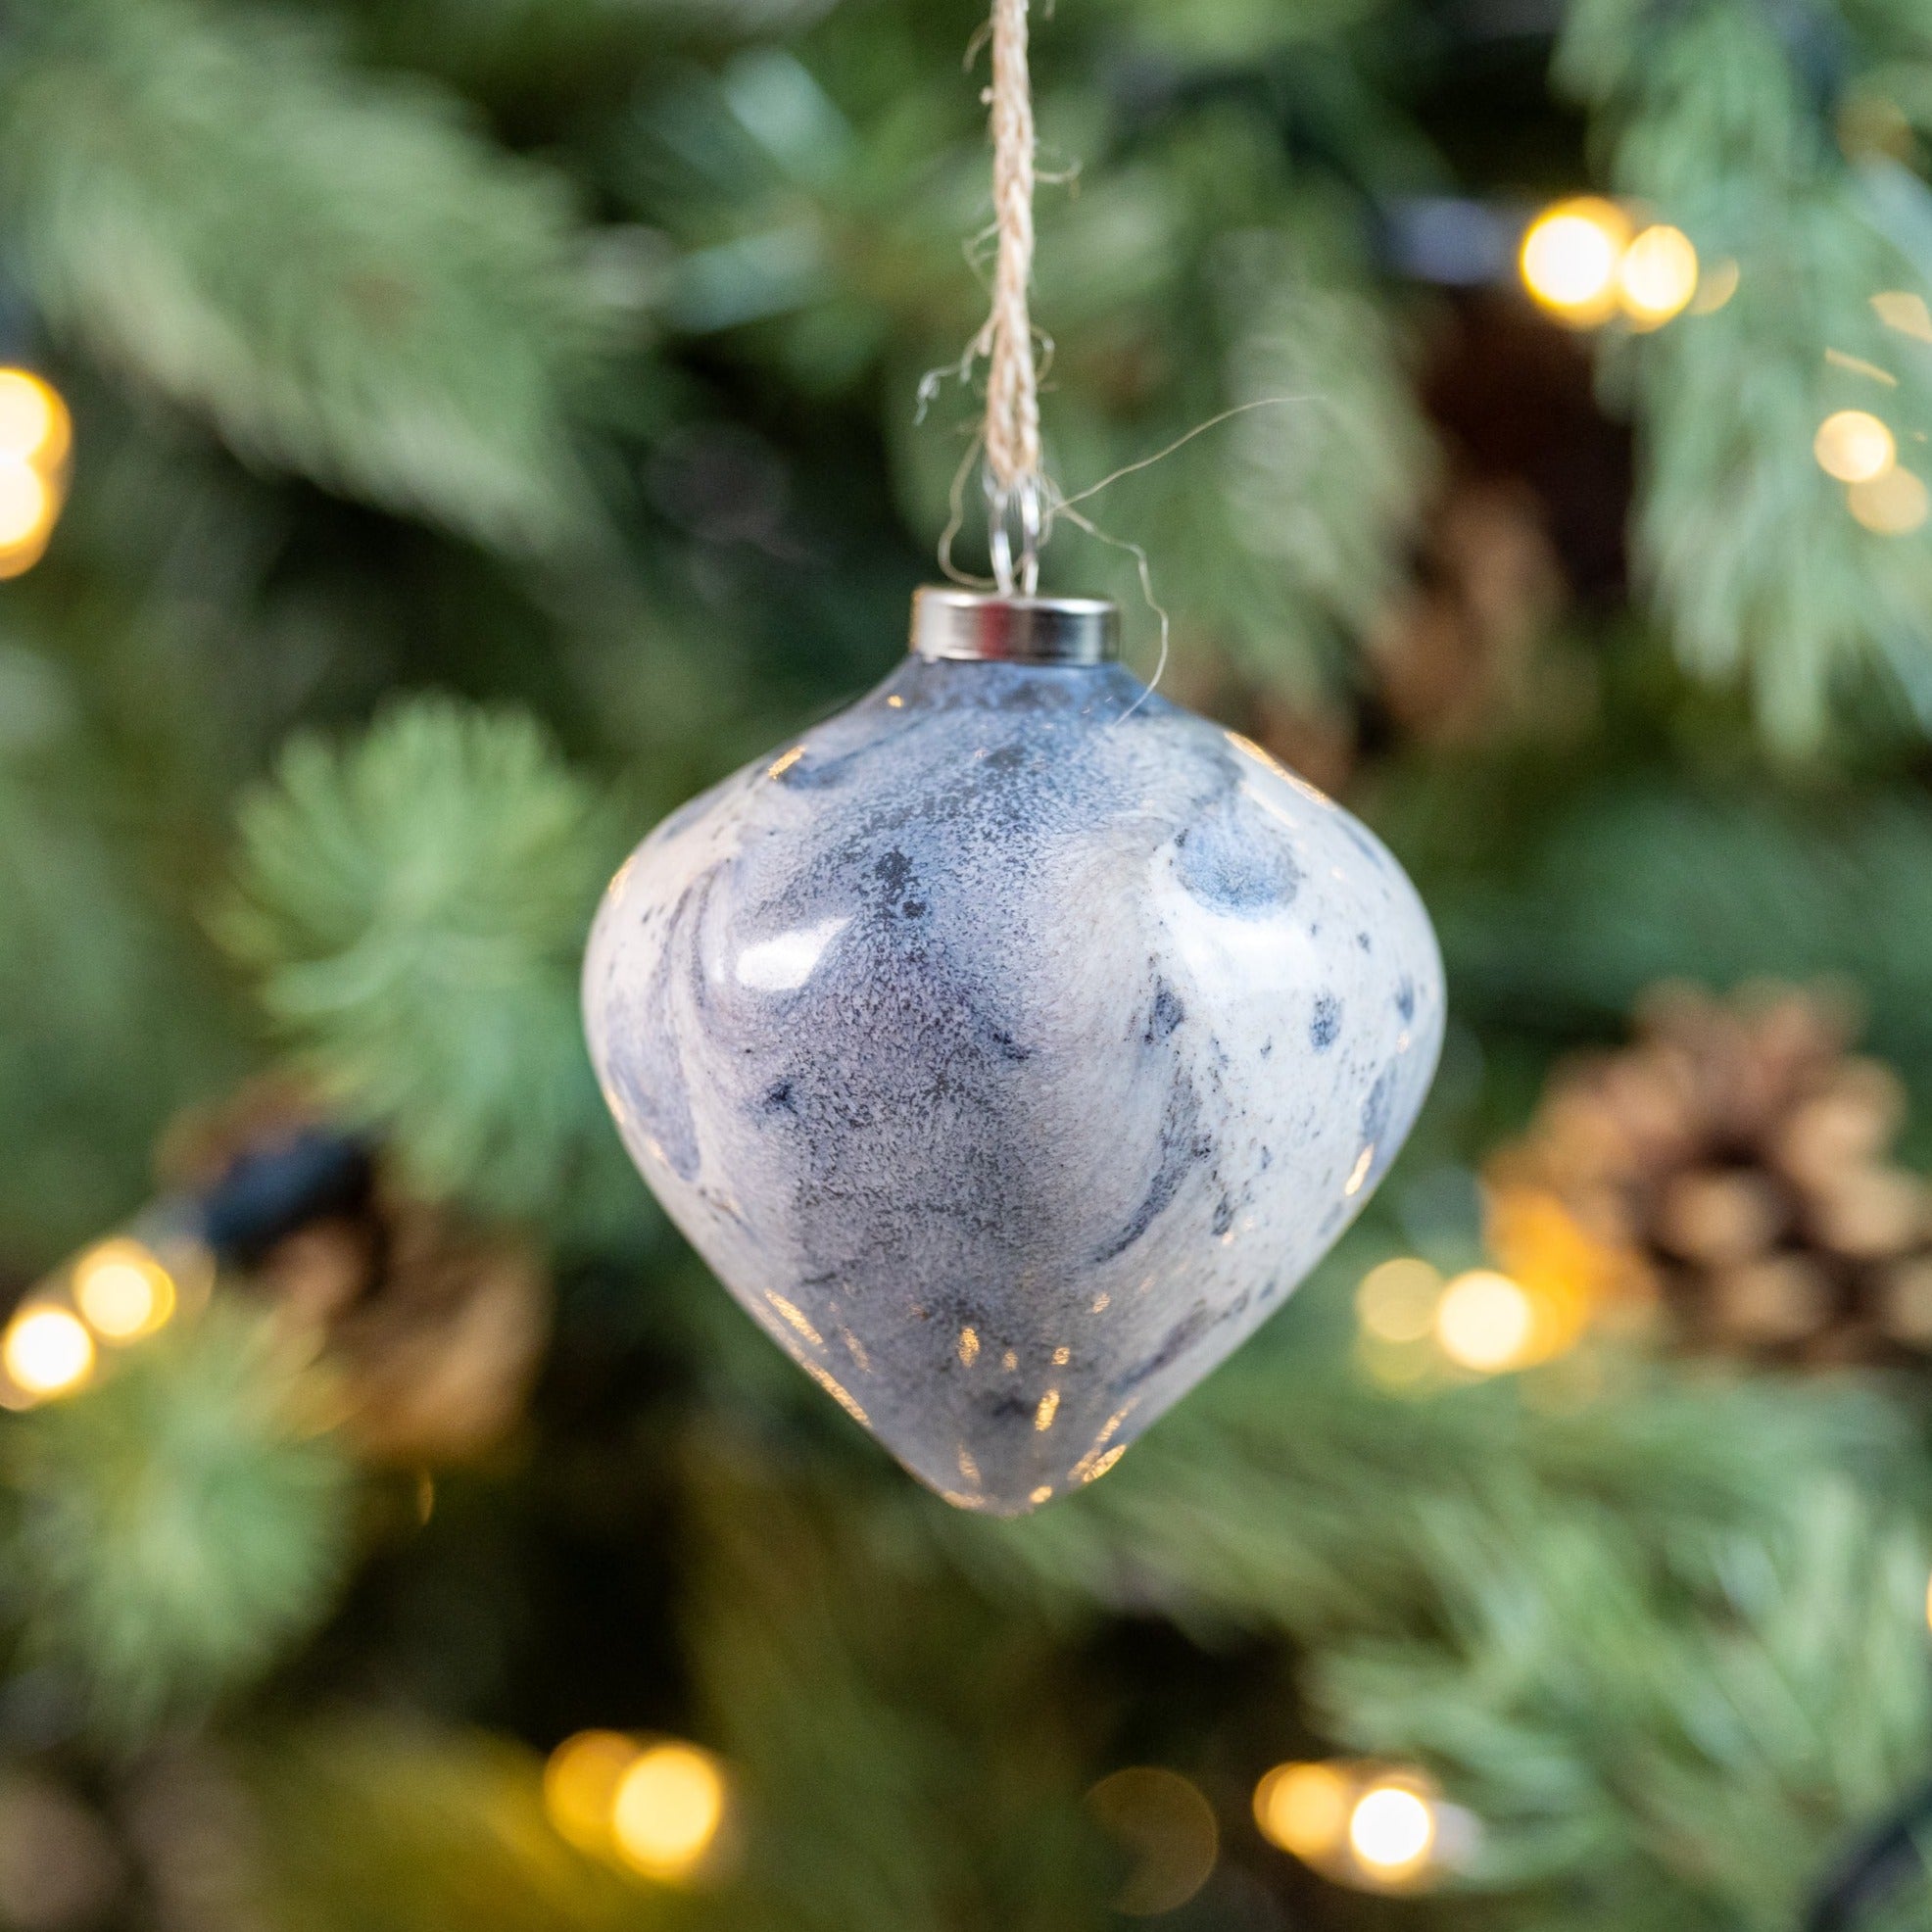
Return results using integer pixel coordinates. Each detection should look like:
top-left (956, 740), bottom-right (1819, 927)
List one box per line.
top-left (584, 590), bottom-right (1443, 1514)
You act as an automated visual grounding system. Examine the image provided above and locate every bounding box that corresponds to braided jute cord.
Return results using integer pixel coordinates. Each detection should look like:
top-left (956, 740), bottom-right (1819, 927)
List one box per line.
top-left (976, 0), bottom-right (1044, 593)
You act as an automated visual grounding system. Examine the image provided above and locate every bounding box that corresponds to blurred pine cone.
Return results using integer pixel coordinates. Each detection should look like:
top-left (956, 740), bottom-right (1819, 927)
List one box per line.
top-left (1486, 983), bottom-right (1932, 1365)
top-left (161, 1087), bottom-right (550, 1464)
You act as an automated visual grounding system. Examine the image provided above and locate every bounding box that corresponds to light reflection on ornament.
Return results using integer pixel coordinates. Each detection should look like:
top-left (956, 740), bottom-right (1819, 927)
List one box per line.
top-left (1814, 410), bottom-right (1897, 484)
top-left (1848, 464), bottom-right (1930, 535)
top-left (1618, 224), bottom-right (1699, 326)
top-left (1434, 1270), bottom-right (1536, 1373)
top-left (72, 1239), bottom-right (176, 1342)
top-left (610, 1741), bottom-right (728, 1881)
top-left (1520, 198), bottom-right (1631, 326)
top-left (2, 1305), bottom-right (95, 1401)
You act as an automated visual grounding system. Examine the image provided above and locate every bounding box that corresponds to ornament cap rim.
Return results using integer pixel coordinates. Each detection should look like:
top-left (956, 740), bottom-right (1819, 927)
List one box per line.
top-left (910, 586), bottom-right (1120, 665)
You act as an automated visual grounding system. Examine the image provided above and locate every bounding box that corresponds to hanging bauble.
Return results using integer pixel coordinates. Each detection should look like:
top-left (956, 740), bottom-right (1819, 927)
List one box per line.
top-left (584, 590), bottom-right (1444, 1513)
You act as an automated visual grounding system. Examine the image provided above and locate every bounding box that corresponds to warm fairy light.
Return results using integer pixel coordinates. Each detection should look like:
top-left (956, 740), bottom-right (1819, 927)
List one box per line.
top-left (1254, 1762), bottom-right (1351, 1860)
top-left (72, 1239), bottom-right (176, 1342)
top-left (3, 1305), bottom-right (95, 1400)
top-left (1356, 1258), bottom-right (1443, 1344)
top-left (1618, 224), bottom-right (1699, 325)
top-left (0, 462), bottom-right (53, 550)
top-left (1520, 198), bottom-right (1631, 326)
top-left (1848, 464), bottom-right (1930, 535)
top-left (1814, 410), bottom-right (1897, 484)
top-left (609, 1741), bottom-right (727, 1880)
top-left (0, 370), bottom-right (71, 471)
top-left (1349, 1782), bottom-right (1437, 1877)
top-left (0, 369), bottom-right (72, 582)
top-left (1256, 1760), bottom-right (1460, 1893)
top-left (1434, 1270), bottom-right (1536, 1373)
top-left (544, 1730), bottom-right (640, 1854)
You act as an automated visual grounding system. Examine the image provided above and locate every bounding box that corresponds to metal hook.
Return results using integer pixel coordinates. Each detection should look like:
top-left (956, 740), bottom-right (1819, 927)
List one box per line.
top-left (986, 475), bottom-right (1043, 597)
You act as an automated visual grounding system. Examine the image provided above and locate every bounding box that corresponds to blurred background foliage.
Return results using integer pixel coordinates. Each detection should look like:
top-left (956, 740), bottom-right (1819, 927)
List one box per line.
top-left (6, 0), bottom-right (1932, 1928)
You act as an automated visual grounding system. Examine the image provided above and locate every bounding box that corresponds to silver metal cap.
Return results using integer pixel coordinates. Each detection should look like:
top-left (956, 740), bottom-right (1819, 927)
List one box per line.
top-left (910, 587), bottom-right (1120, 665)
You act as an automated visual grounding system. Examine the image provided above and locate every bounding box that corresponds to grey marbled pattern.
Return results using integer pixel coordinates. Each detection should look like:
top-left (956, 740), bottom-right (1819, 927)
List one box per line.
top-left (584, 653), bottom-right (1443, 1514)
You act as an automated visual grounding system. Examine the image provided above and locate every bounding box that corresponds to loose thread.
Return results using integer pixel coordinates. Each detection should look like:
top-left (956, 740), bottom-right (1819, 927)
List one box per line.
top-left (1054, 500), bottom-right (1172, 722)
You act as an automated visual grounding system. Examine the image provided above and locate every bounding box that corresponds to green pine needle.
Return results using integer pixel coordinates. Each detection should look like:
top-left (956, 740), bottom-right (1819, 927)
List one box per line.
top-left (218, 699), bottom-right (614, 1215)
top-left (0, 0), bottom-right (608, 552)
top-left (7, 1299), bottom-right (353, 1743)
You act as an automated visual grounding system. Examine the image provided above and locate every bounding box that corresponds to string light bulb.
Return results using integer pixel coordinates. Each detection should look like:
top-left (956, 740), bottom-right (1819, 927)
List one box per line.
top-left (72, 1239), bottom-right (177, 1342)
top-left (1254, 1761), bottom-right (1352, 1860)
top-left (543, 1730), bottom-right (640, 1855)
top-left (2, 1305), bottom-right (95, 1402)
top-left (1348, 1781), bottom-right (1436, 1878)
top-left (1520, 198), bottom-right (1631, 326)
top-left (0, 370), bottom-right (71, 472)
top-left (1618, 224), bottom-right (1699, 326)
top-left (1254, 1760), bottom-right (1463, 1893)
top-left (1814, 410), bottom-right (1897, 484)
top-left (1434, 1269), bottom-right (1537, 1373)
top-left (0, 366), bottom-right (70, 581)
top-left (609, 1741), bottom-right (727, 1881)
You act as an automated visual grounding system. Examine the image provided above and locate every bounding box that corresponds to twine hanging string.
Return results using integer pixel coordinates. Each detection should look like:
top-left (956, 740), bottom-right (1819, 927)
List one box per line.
top-left (936, 0), bottom-right (1317, 683)
top-left (977, 0), bottom-right (1044, 595)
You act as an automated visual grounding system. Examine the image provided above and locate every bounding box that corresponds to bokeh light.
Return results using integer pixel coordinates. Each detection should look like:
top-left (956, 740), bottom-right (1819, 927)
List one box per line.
top-left (0, 368), bottom-right (71, 581)
top-left (1874, 291), bottom-right (1932, 344)
top-left (1521, 198), bottom-right (1631, 326)
top-left (3, 1306), bottom-right (95, 1400)
top-left (1254, 1760), bottom-right (1459, 1893)
top-left (609, 1741), bottom-right (727, 1881)
top-left (1618, 224), bottom-right (1699, 325)
top-left (1848, 464), bottom-right (1929, 535)
top-left (1691, 258), bottom-right (1740, 314)
top-left (0, 462), bottom-right (53, 551)
top-left (1356, 1258), bottom-right (1443, 1344)
top-left (1349, 1781), bottom-right (1436, 1879)
top-left (1435, 1270), bottom-right (1536, 1373)
top-left (544, 1730), bottom-right (640, 1855)
top-left (72, 1239), bottom-right (177, 1342)
top-left (1254, 1761), bottom-right (1351, 1860)
top-left (0, 369), bottom-right (71, 471)
top-left (1087, 1766), bottom-right (1219, 1916)
top-left (1814, 410), bottom-right (1896, 484)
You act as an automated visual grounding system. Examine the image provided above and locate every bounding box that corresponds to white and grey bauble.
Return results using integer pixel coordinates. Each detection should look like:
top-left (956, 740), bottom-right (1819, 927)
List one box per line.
top-left (583, 588), bottom-right (1444, 1514)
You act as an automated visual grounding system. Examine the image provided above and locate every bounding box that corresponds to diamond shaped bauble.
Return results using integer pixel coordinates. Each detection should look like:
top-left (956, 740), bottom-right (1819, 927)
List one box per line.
top-left (584, 590), bottom-right (1443, 1514)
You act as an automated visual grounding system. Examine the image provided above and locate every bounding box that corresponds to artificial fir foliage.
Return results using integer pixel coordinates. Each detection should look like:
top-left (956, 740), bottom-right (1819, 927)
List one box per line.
top-left (4, 0), bottom-right (1932, 1928)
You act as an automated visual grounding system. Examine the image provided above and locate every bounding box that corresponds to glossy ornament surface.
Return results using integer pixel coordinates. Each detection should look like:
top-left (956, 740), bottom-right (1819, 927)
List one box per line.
top-left (584, 591), bottom-right (1443, 1514)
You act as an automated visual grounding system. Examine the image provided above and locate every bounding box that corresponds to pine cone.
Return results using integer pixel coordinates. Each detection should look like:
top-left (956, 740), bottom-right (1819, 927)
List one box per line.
top-left (1485, 982), bottom-right (1932, 1366)
top-left (160, 1086), bottom-right (551, 1464)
